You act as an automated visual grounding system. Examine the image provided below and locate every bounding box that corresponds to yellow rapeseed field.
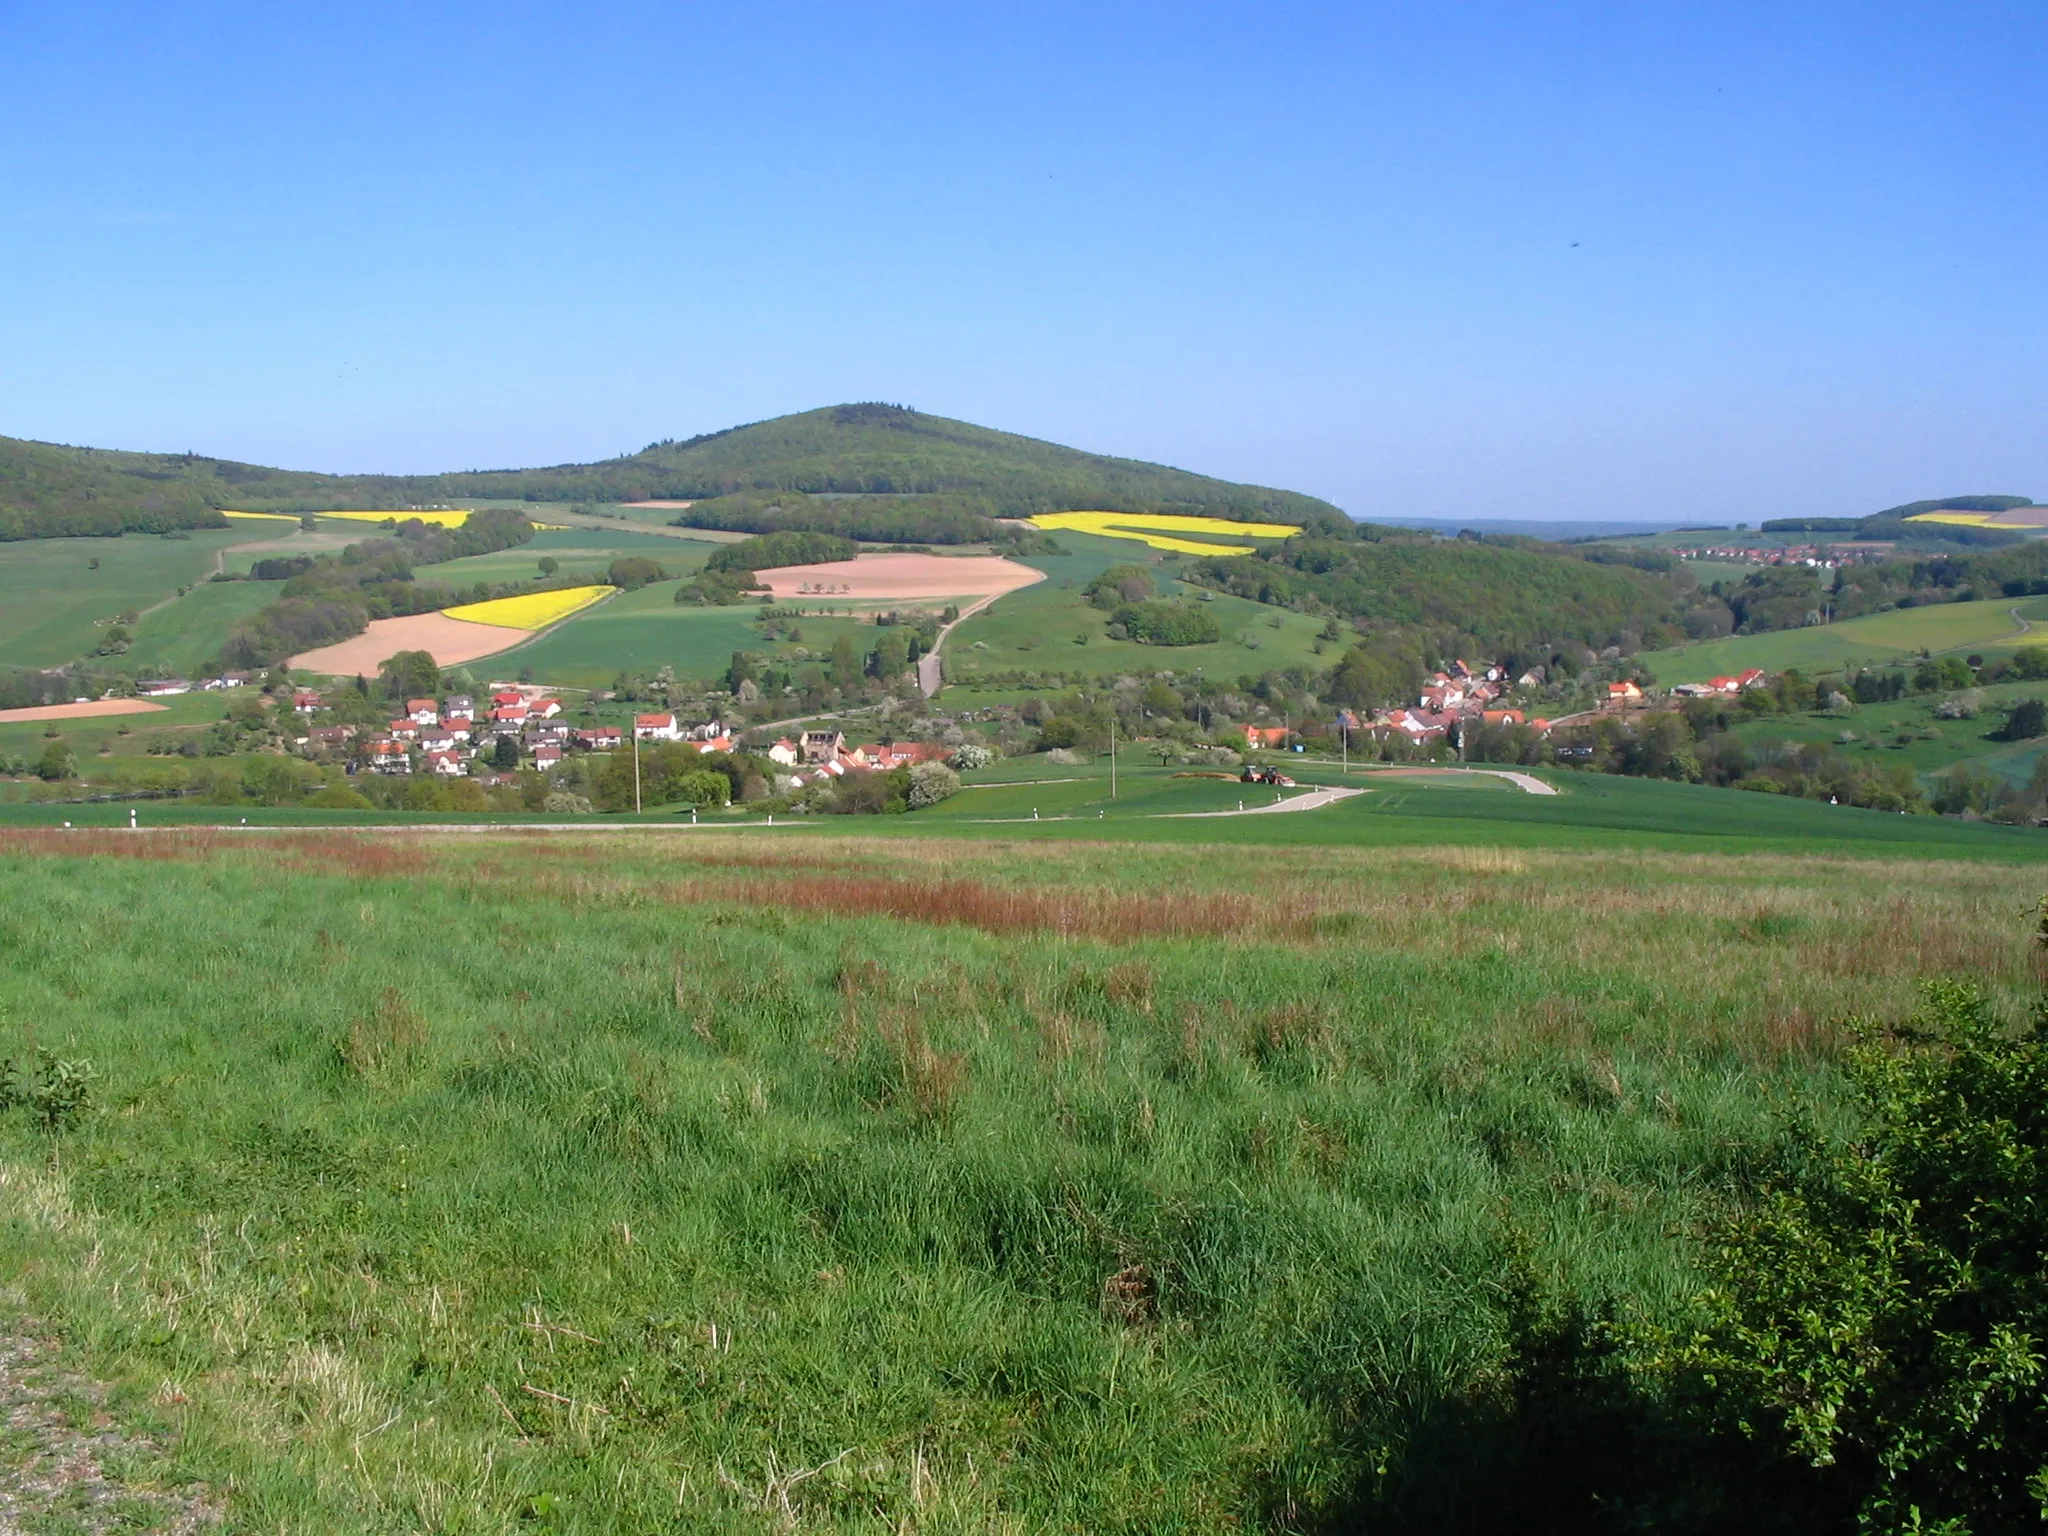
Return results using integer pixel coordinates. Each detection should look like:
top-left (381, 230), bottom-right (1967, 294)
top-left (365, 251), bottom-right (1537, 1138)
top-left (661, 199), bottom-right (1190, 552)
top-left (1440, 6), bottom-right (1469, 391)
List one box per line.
top-left (1904, 511), bottom-right (1996, 527)
top-left (442, 585), bottom-right (613, 630)
top-left (219, 509), bottom-right (301, 522)
top-left (324, 509), bottom-right (475, 528)
top-left (1028, 510), bottom-right (1301, 557)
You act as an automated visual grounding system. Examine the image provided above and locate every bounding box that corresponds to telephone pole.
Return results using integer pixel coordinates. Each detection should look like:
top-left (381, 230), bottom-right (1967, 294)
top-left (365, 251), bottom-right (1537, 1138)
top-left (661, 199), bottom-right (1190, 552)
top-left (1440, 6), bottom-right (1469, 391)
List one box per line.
top-left (1109, 715), bottom-right (1117, 799)
top-left (633, 727), bottom-right (642, 814)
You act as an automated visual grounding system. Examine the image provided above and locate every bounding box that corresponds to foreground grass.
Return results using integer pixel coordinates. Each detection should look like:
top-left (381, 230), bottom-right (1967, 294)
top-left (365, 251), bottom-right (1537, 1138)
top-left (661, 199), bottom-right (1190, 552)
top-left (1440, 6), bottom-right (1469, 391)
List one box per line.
top-left (0, 833), bottom-right (2041, 1530)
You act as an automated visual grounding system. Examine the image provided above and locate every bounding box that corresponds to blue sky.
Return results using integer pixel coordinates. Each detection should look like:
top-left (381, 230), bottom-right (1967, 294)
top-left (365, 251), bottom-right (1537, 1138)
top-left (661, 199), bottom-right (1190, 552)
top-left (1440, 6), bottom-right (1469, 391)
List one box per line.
top-left (2, 2), bottom-right (2042, 522)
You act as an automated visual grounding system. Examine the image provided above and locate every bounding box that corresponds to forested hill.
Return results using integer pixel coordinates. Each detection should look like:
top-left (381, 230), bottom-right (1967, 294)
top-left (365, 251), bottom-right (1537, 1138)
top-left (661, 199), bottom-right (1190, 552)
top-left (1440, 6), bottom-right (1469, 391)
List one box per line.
top-left (0, 438), bottom-right (328, 540)
top-left (1189, 530), bottom-right (1688, 659)
top-left (0, 404), bottom-right (1349, 540)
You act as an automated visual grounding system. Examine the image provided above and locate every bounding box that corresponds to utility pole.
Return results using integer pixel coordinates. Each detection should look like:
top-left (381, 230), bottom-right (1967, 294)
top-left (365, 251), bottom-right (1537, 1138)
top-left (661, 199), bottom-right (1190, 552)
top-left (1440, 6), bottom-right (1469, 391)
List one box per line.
top-left (633, 727), bottom-right (642, 815)
top-left (1109, 715), bottom-right (1117, 799)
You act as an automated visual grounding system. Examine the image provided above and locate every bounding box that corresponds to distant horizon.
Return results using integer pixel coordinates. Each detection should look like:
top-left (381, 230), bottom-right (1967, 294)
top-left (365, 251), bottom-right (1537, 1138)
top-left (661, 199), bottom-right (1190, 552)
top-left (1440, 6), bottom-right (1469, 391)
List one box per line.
top-left (7, 402), bottom-right (2029, 534)
top-left (4, 4), bottom-right (2043, 524)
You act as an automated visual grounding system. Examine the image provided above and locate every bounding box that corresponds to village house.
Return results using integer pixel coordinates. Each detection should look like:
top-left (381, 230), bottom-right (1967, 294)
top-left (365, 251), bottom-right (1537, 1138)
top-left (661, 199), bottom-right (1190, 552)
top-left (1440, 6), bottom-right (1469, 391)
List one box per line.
top-left (423, 750), bottom-right (466, 777)
top-left (443, 695), bottom-right (475, 721)
top-left (292, 690), bottom-right (323, 714)
top-left (1606, 681), bottom-right (1644, 706)
top-left (490, 702), bottom-right (529, 724)
top-left (309, 725), bottom-right (357, 750)
top-left (1243, 725), bottom-right (1291, 750)
top-left (387, 719), bottom-right (420, 743)
top-left (416, 728), bottom-right (459, 754)
top-left (405, 698), bottom-right (439, 725)
top-left (576, 726), bottom-right (623, 751)
top-left (802, 729), bottom-right (846, 763)
top-left (137, 678), bottom-right (193, 697)
top-left (531, 742), bottom-right (564, 769)
top-left (634, 712), bottom-right (684, 742)
top-left (767, 738), bottom-right (802, 767)
top-left (530, 698), bottom-right (563, 719)
top-left (366, 740), bottom-right (410, 774)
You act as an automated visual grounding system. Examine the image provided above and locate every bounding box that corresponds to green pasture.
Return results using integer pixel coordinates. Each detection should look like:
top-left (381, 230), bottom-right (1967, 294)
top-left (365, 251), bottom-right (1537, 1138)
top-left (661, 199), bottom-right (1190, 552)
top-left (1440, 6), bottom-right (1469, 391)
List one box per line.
top-left (216, 522), bottom-right (361, 575)
top-left (122, 580), bottom-right (276, 675)
top-left (1640, 595), bottom-right (2048, 684)
top-left (430, 527), bottom-right (716, 587)
top-left (907, 760), bottom-right (2048, 860)
top-left (0, 691), bottom-right (228, 769)
top-left (1724, 680), bottom-right (2048, 785)
top-left (1, 823), bottom-right (2040, 1529)
top-left (506, 581), bottom-right (782, 688)
top-left (0, 530), bottom-right (248, 667)
top-left (946, 532), bottom-right (1336, 686)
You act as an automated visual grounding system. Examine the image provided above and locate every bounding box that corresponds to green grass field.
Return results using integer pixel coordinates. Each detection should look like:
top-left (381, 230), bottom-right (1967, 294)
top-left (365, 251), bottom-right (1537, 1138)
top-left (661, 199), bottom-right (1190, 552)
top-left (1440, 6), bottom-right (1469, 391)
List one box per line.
top-left (121, 580), bottom-right (278, 676)
top-left (430, 527), bottom-right (717, 587)
top-left (0, 530), bottom-right (250, 668)
top-left (0, 822), bottom-right (2039, 1530)
top-left (1639, 595), bottom-right (2048, 684)
top-left (1722, 679), bottom-right (2048, 784)
top-left (945, 533), bottom-right (1337, 685)
top-left (0, 690), bottom-right (229, 771)
top-left (504, 581), bottom-right (783, 688)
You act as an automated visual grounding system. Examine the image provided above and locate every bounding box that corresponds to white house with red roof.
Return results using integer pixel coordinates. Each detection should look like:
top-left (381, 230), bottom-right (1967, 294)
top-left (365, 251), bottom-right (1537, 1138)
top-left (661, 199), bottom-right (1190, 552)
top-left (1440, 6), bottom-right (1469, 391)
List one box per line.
top-left (405, 698), bottom-right (439, 725)
top-left (577, 726), bottom-right (623, 751)
top-left (423, 750), bottom-right (466, 777)
top-left (634, 712), bottom-right (683, 741)
top-left (292, 690), bottom-right (322, 714)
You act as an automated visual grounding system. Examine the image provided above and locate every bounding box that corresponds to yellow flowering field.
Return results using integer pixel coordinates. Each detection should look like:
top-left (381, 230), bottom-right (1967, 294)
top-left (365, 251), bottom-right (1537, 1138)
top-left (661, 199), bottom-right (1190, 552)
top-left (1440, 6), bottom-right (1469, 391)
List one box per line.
top-left (1028, 510), bottom-right (1300, 556)
top-left (442, 584), bottom-right (613, 630)
top-left (324, 509), bottom-right (474, 528)
top-left (219, 509), bottom-right (300, 522)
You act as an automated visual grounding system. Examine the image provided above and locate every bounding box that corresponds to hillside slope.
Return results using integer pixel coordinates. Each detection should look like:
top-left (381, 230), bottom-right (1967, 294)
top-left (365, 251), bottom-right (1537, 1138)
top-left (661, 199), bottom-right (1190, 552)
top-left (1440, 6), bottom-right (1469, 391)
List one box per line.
top-left (0, 405), bottom-right (1348, 539)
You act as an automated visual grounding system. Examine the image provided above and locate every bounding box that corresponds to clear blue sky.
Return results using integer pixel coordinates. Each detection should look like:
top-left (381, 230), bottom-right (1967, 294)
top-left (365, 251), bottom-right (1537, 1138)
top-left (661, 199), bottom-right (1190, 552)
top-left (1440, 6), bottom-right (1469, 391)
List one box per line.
top-left (2, 2), bottom-right (2042, 522)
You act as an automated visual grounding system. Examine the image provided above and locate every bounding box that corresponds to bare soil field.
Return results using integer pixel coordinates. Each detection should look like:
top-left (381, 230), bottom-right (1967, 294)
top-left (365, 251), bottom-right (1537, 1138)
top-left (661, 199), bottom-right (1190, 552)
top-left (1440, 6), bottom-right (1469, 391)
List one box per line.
top-left (0, 699), bottom-right (169, 725)
top-left (290, 613), bottom-right (532, 675)
top-left (756, 552), bottom-right (1045, 602)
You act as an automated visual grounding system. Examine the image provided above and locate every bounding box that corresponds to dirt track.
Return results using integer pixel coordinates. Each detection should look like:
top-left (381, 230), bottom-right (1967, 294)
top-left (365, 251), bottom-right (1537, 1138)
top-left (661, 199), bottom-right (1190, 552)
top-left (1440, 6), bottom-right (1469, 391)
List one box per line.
top-left (290, 613), bottom-right (534, 675)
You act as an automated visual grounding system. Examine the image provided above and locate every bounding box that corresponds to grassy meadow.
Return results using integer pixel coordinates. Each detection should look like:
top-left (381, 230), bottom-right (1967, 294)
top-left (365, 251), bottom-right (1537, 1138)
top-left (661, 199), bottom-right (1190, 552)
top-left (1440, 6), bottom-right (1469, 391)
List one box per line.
top-left (2, 825), bottom-right (2043, 1532)
top-left (945, 533), bottom-right (1337, 686)
top-left (0, 530), bottom-right (249, 668)
top-left (1638, 594), bottom-right (2048, 684)
top-left (1723, 679), bottom-right (2048, 785)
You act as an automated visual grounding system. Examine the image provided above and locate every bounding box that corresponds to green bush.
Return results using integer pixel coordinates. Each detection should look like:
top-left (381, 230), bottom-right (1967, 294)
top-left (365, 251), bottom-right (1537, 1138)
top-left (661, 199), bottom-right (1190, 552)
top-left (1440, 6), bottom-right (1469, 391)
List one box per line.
top-left (1111, 601), bottom-right (1222, 646)
top-left (1677, 971), bottom-right (2048, 1532)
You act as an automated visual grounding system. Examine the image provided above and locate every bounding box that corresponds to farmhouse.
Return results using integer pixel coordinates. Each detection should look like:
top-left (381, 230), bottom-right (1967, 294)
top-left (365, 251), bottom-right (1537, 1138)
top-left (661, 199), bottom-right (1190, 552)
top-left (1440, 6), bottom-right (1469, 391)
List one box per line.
top-left (634, 712), bottom-right (684, 742)
top-left (423, 750), bottom-right (466, 777)
top-left (577, 726), bottom-right (622, 751)
top-left (405, 698), bottom-right (439, 725)
top-left (292, 690), bottom-right (323, 714)
top-left (1243, 725), bottom-right (1291, 750)
top-left (137, 679), bottom-right (193, 697)
top-left (802, 729), bottom-right (846, 763)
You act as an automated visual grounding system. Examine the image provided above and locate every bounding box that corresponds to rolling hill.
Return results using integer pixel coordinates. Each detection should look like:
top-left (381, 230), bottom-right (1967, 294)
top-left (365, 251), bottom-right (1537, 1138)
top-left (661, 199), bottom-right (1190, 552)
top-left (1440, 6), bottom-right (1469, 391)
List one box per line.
top-left (0, 404), bottom-right (1349, 540)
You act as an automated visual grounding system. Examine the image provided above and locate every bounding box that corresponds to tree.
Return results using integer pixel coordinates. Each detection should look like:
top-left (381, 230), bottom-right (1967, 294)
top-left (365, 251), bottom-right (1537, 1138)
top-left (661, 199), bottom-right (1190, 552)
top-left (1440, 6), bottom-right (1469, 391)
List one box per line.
top-left (829, 635), bottom-right (863, 689)
top-left (493, 735), bottom-right (520, 770)
top-left (35, 741), bottom-right (73, 781)
top-left (2001, 697), bottom-right (2047, 741)
top-left (907, 761), bottom-right (960, 808)
top-left (1681, 973), bottom-right (2048, 1533)
top-left (607, 556), bottom-right (668, 591)
top-left (538, 556), bottom-right (559, 576)
top-left (379, 650), bottom-right (440, 702)
top-left (676, 770), bottom-right (729, 808)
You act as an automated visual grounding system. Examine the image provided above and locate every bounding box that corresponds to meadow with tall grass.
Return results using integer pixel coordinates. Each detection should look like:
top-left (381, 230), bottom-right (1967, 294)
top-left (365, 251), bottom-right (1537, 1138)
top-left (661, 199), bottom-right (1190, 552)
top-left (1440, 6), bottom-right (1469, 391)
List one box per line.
top-left (0, 828), bottom-right (2040, 1531)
